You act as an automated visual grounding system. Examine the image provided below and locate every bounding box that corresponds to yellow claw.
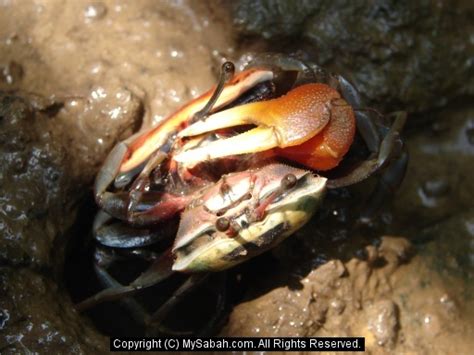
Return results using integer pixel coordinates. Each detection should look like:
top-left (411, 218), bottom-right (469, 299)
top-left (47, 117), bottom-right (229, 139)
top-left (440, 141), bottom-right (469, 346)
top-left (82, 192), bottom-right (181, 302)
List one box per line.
top-left (175, 83), bottom-right (339, 166)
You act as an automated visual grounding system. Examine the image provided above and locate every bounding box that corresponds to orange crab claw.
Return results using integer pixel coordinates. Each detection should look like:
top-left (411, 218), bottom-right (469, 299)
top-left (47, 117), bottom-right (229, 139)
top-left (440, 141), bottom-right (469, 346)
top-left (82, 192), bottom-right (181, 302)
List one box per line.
top-left (174, 83), bottom-right (355, 170)
top-left (277, 97), bottom-right (356, 170)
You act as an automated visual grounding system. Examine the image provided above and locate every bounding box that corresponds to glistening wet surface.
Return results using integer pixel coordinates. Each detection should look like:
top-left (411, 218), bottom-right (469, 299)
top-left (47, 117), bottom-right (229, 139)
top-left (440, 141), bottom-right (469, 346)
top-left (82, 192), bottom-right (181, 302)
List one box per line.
top-left (0, 1), bottom-right (473, 354)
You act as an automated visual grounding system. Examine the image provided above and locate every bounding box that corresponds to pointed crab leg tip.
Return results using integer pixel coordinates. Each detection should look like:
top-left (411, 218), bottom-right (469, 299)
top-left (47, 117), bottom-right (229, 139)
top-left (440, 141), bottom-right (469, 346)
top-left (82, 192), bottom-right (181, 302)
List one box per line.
top-left (171, 262), bottom-right (185, 272)
top-left (174, 126), bottom-right (280, 166)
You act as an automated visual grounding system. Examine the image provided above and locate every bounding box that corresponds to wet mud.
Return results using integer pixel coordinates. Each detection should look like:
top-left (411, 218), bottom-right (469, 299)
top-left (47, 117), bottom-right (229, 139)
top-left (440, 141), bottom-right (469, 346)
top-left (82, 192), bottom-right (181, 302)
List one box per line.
top-left (0, 0), bottom-right (473, 354)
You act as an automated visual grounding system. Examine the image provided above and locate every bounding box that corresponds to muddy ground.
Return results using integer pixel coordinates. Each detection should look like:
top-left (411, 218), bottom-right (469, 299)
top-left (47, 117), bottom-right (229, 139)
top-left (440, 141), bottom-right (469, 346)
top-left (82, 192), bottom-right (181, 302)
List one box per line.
top-left (0, 0), bottom-right (473, 354)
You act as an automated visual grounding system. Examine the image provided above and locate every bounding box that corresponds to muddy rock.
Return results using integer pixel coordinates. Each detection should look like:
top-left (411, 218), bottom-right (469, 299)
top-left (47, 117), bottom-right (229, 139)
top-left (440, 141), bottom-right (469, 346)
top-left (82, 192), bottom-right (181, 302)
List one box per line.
top-left (223, 234), bottom-right (473, 353)
top-left (0, 268), bottom-right (106, 353)
top-left (54, 83), bottom-right (143, 175)
top-left (366, 299), bottom-right (399, 347)
top-left (0, 88), bottom-right (140, 351)
top-left (393, 105), bottom-right (474, 232)
top-left (0, 88), bottom-right (141, 269)
top-left (222, 237), bottom-right (409, 339)
top-left (0, 93), bottom-right (73, 268)
top-left (418, 209), bottom-right (474, 286)
top-left (223, 260), bottom-right (346, 336)
top-left (385, 211), bottom-right (474, 353)
top-left (0, 0), bottom-right (234, 127)
top-left (233, 0), bottom-right (474, 112)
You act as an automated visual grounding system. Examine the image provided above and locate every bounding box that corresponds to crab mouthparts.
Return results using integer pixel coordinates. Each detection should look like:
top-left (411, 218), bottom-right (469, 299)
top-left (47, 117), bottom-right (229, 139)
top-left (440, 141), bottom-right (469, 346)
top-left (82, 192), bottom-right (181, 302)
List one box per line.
top-left (171, 164), bottom-right (327, 273)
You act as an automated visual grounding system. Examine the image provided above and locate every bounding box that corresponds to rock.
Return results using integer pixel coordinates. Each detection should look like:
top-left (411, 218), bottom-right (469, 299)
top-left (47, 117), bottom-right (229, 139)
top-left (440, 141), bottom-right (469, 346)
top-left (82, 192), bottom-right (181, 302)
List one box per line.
top-left (0, 89), bottom-right (141, 268)
top-left (393, 106), bottom-right (474, 232)
top-left (222, 260), bottom-right (347, 337)
top-left (233, 0), bottom-right (474, 112)
top-left (366, 299), bottom-right (399, 347)
top-left (0, 93), bottom-right (73, 267)
top-left (222, 239), bottom-right (410, 338)
top-left (0, 268), bottom-right (106, 353)
top-left (0, 88), bottom-right (141, 351)
top-left (0, 89), bottom-right (140, 351)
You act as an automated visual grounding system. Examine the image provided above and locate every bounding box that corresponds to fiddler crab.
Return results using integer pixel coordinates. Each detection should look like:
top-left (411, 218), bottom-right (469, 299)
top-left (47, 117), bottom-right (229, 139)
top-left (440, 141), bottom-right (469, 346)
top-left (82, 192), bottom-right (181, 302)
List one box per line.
top-left (76, 53), bottom-right (407, 331)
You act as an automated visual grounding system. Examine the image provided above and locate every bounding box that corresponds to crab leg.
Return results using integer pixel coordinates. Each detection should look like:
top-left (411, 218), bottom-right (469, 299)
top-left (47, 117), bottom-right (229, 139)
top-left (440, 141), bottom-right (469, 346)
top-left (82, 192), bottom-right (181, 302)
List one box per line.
top-left (328, 111), bottom-right (407, 188)
top-left (93, 261), bottom-right (150, 325)
top-left (147, 274), bottom-right (209, 325)
top-left (146, 273), bottom-right (227, 336)
top-left (93, 211), bottom-right (175, 248)
top-left (358, 150), bottom-right (408, 224)
top-left (94, 142), bottom-right (131, 205)
top-left (76, 250), bottom-right (174, 312)
top-left (97, 190), bottom-right (192, 226)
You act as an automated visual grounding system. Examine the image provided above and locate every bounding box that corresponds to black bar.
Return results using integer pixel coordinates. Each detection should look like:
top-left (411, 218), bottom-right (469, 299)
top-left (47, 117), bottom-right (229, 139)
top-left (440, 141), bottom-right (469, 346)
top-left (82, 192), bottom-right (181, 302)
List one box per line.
top-left (110, 337), bottom-right (365, 352)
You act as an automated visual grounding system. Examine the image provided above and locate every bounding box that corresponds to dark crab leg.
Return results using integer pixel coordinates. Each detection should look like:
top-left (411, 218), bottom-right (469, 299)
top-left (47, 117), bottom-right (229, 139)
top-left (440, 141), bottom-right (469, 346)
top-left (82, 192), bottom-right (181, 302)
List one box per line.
top-left (93, 211), bottom-right (174, 248)
top-left (96, 189), bottom-right (192, 226)
top-left (147, 273), bottom-right (227, 336)
top-left (328, 111), bottom-right (408, 223)
top-left (324, 64), bottom-right (408, 220)
top-left (332, 74), bottom-right (383, 153)
top-left (76, 249), bottom-right (174, 312)
top-left (93, 261), bottom-right (151, 325)
top-left (245, 52), bottom-right (319, 88)
top-left (358, 149), bottom-right (408, 224)
top-left (147, 273), bottom-right (209, 325)
top-left (328, 111), bottom-right (407, 188)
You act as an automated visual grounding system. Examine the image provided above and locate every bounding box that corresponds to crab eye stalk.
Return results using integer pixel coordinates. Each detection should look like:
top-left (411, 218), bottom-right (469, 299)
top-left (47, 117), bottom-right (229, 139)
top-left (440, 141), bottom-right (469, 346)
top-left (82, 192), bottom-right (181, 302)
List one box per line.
top-left (215, 217), bottom-right (230, 231)
top-left (281, 173), bottom-right (297, 190)
top-left (192, 61), bottom-right (236, 123)
top-left (222, 61), bottom-right (235, 78)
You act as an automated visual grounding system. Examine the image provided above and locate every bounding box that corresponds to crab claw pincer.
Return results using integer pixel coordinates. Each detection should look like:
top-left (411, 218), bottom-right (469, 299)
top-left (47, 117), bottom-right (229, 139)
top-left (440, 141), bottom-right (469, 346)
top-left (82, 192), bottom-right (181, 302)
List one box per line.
top-left (174, 83), bottom-right (356, 171)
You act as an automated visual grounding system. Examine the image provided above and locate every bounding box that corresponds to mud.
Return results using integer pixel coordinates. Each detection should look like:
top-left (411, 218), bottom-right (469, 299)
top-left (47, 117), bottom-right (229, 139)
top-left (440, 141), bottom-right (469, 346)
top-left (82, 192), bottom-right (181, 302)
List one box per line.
top-left (223, 235), bottom-right (474, 353)
top-left (0, 0), bottom-right (234, 127)
top-left (0, 0), bottom-right (473, 354)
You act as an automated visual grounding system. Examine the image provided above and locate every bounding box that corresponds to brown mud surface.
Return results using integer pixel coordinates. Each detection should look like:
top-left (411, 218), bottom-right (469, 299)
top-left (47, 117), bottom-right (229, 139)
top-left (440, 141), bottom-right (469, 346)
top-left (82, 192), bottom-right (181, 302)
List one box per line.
top-left (0, 1), bottom-right (473, 354)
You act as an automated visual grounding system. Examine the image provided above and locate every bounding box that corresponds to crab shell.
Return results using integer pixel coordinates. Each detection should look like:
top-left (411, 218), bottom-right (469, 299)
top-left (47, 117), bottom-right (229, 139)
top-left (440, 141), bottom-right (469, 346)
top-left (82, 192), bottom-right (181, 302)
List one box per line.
top-left (172, 163), bottom-right (327, 272)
